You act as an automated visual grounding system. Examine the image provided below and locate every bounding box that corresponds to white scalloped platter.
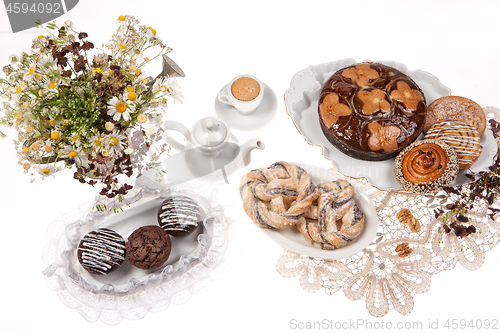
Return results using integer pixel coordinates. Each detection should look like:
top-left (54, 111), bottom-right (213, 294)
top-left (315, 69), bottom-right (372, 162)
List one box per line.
top-left (284, 59), bottom-right (498, 190)
top-left (259, 163), bottom-right (379, 260)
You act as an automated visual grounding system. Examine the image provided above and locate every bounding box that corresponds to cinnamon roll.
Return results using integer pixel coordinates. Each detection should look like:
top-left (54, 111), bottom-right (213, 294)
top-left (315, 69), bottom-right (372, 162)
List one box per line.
top-left (394, 139), bottom-right (459, 193)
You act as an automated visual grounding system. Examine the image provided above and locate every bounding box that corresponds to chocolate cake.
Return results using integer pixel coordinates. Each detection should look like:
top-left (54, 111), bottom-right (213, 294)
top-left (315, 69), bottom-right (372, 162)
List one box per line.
top-left (77, 228), bottom-right (126, 275)
top-left (157, 195), bottom-right (202, 237)
top-left (318, 62), bottom-right (427, 161)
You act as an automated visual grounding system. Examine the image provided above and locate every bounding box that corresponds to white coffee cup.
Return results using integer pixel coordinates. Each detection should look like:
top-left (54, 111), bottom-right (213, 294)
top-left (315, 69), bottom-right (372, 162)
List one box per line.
top-left (217, 75), bottom-right (264, 115)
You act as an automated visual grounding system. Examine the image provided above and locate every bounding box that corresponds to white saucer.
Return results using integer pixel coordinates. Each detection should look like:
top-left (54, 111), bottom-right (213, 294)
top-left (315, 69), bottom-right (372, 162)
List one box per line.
top-left (215, 82), bottom-right (277, 131)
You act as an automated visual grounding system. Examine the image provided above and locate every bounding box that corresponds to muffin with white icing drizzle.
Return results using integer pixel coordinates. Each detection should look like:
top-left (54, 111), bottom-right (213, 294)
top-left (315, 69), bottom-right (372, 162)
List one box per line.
top-left (77, 228), bottom-right (126, 275)
top-left (157, 195), bottom-right (203, 237)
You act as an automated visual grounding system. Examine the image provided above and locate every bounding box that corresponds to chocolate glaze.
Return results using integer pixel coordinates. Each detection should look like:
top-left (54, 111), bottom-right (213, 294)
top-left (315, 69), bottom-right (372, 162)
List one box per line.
top-left (319, 62), bottom-right (427, 161)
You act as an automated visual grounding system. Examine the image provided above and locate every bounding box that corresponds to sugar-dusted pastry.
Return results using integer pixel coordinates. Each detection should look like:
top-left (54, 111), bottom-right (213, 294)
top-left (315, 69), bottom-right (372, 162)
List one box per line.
top-left (394, 139), bottom-right (459, 193)
top-left (424, 120), bottom-right (482, 170)
top-left (423, 96), bottom-right (486, 136)
top-left (296, 181), bottom-right (365, 249)
top-left (157, 195), bottom-right (202, 237)
top-left (126, 225), bottom-right (171, 270)
top-left (318, 62), bottom-right (426, 161)
top-left (77, 228), bottom-right (126, 275)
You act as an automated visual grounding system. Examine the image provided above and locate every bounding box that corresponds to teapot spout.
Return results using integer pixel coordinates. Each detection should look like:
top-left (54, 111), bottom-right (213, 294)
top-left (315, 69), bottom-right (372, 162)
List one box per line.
top-left (235, 139), bottom-right (265, 167)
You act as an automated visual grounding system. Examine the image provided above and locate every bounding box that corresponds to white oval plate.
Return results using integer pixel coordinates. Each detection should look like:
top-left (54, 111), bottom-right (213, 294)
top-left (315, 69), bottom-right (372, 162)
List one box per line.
top-left (259, 163), bottom-right (379, 259)
top-left (284, 59), bottom-right (498, 190)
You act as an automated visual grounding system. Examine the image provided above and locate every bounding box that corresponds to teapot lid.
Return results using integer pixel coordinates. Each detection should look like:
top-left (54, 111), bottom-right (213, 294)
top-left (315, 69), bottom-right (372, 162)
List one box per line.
top-left (192, 117), bottom-right (228, 148)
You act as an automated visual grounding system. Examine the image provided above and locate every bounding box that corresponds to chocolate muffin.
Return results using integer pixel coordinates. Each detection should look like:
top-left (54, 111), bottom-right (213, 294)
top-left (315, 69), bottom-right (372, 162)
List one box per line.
top-left (126, 225), bottom-right (172, 270)
top-left (157, 195), bottom-right (202, 237)
top-left (77, 228), bottom-right (126, 275)
top-left (318, 62), bottom-right (427, 161)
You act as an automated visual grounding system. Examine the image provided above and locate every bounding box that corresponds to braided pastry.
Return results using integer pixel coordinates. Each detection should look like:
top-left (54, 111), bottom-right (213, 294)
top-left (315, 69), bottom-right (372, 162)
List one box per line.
top-left (239, 161), bottom-right (319, 229)
top-left (296, 181), bottom-right (365, 250)
top-left (424, 120), bottom-right (482, 170)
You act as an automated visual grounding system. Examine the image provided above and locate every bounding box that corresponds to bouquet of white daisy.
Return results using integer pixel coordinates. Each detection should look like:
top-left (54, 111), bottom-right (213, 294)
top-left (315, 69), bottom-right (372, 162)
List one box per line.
top-left (0, 15), bottom-right (183, 210)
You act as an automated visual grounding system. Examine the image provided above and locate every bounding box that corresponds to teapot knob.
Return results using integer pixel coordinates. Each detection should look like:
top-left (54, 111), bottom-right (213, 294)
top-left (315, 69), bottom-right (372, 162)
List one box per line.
top-left (203, 120), bottom-right (215, 132)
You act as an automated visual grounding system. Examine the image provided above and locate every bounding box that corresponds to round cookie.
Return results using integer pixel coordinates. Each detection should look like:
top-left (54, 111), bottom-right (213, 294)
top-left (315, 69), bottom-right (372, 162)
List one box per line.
top-left (126, 225), bottom-right (171, 270)
top-left (77, 228), bottom-right (126, 275)
top-left (318, 62), bottom-right (427, 161)
top-left (423, 96), bottom-right (486, 136)
top-left (157, 195), bottom-right (202, 237)
top-left (424, 120), bottom-right (482, 170)
top-left (394, 139), bottom-right (459, 194)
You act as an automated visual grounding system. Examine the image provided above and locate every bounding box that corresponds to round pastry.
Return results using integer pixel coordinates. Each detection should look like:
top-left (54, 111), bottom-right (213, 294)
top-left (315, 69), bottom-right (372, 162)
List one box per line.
top-left (318, 62), bottom-right (427, 161)
top-left (77, 228), bottom-right (126, 275)
top-left (239, 161), bottom-right (319, 229)
top-left (394, 139), bottom-right (459, 193)
top-left (126, 225), bottom-right (171, 270)
top-left (157, 195), bottom-right (202, 237)
top-left (423, 96), bottom-right (486, 136)
top-left (296, 181), bottom-right (365, 250)
top-left (424, 120), bottom-right (482, 170)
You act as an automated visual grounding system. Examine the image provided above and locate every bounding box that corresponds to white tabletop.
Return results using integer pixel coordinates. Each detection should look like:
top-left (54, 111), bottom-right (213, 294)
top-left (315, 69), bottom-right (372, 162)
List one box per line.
top-left (0, 1), bottom-right (499, 332)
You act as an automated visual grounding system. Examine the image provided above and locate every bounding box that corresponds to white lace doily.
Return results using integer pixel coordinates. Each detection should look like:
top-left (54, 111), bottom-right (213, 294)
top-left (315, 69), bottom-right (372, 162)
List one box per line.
top-left (276, 106), bottom-right (500, 318)
top-left (42, 176), bottom-right (233, 325)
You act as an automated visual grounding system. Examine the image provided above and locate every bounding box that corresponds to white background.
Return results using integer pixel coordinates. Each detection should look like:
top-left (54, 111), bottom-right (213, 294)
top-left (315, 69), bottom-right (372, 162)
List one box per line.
top-left (0, 0), bottom-right (499, 332)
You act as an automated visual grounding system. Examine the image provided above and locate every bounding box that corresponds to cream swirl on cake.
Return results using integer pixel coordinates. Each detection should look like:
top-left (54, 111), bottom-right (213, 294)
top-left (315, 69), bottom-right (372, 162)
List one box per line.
top-left (77, 228), bottom-right (126, 275)
top-left (157, 195), bottom-right (203, 237)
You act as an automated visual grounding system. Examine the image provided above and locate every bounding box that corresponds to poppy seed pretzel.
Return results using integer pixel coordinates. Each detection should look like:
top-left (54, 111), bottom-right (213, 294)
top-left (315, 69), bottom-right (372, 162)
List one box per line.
top-left (296, 180), bottom-right (365, 249)
top-left (239, 161), bottom-right (319, 229)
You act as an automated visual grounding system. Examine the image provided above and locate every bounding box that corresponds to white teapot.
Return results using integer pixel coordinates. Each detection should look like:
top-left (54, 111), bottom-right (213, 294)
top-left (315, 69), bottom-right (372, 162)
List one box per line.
top-left (163, 117), bottom-right (264, 183)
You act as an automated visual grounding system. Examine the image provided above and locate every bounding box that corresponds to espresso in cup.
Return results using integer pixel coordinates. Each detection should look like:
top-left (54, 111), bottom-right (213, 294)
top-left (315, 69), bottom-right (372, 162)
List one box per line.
top-left (231, 77), bottom-right (261, 102)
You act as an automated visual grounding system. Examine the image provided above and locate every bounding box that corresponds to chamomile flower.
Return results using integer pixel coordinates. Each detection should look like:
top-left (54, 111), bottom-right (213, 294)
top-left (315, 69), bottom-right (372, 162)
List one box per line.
top-left (23, 61), bottom-right (37, 81)
top-left (165, 78), bottom-right (184, 104)
top-left (43, 78), bottom-right (61, 95)
top-left (37, 163), bottom-right (62, 178)
top-left (62, 145), bottom-right (81, 159)
top-left (108, 130), bottom-right (127, 155)
top-left (137, 113), bottom-right (147, 123)
top-left (107, 95), bottom-right (134, 121)
top-left (152, 77), bottom-right (169, 96)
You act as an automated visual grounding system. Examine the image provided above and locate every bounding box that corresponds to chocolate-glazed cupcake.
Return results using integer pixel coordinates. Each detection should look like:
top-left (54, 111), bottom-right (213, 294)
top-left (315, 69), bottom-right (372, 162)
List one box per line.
top-left (157, 195), bottom-right (202, 237)
top-left (77, 228), bottom-right (126, 275)
top-left (126, 225), bottom-right (171, 270)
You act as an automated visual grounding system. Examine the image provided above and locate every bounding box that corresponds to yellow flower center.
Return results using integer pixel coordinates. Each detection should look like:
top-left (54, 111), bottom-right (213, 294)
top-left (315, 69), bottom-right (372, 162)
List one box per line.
top-left (149, 27), bottom-right (157, 35)
top-left (38, 35), bottom-right (44, 39)
top-left (23, 147), bottom-right (29, 153)
top-left (51, 131), bottom-right (60, 140)
top-left (115, 102), bottom-right (127, 113)
top-left (42, 168), bottom-right (50, 175)
top-left (96, 136), bottom-right (103, 146)
top-left (23, 162), bottom-right (30, 170)
top-left (16, 86), bottom-right (22, 94)
top-left (127, 86), bottom-right (135, 93)
top-left (68, 151), bottom-right (78, 158)
top-left (35, 73), bottom-right (43, 81)
top-left (72, 135), bottom-right (78, 142)
top-left (160, 85), bottom-right (167, 93)
top-left (15, 111), bottom-right (22, 119)
top-left (49, 82), bottom-right (57, 89)
top-left (118, 15), bottom-right (126, 21)
top-left (120, 44), bottom-right (126, 50)
top-left (49, 118), bottom-right (55, 126)
top-left (110, 137), bottom-right (119, 146)
top-left (136, 69), bottom-right (141, 76)
top-left (128, 92), bottom-right (137, 101)
top-left (28, 67), bottom-right (35, 75)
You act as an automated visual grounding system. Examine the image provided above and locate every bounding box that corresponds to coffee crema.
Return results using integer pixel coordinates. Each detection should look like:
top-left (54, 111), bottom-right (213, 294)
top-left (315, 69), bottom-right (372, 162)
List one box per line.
top-left (231, 77), bottom-right (260, 101)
